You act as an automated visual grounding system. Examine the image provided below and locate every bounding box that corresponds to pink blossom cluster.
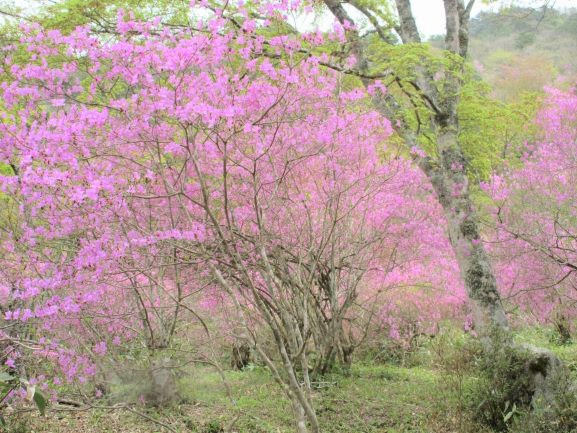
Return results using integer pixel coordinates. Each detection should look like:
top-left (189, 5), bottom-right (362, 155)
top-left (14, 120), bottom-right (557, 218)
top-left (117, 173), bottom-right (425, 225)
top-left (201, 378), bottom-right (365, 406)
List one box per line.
top-left (484, 88), bottom-right (577, 327)
top-left (0, 5), bottom-right (469, 393)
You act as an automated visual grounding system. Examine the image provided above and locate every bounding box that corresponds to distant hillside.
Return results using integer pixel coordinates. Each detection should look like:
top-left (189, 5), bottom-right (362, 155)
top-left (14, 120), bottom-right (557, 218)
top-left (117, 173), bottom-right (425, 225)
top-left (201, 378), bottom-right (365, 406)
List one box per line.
top-left (432, 6), bottom-right (577, 101)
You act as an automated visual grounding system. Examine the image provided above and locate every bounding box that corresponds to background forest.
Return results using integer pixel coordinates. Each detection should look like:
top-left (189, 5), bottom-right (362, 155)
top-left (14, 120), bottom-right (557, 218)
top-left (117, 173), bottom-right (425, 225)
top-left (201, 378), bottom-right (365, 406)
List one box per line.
top-left (0, 1), bottom-right (577, 432)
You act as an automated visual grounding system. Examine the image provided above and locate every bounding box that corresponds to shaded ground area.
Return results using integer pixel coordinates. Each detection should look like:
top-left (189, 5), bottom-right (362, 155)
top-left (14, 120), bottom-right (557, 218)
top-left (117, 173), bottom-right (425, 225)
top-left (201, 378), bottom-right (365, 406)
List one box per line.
top-left (17, 327), bottom-right (577, 433)
top-left (15, 364), bottom-right (476, 433)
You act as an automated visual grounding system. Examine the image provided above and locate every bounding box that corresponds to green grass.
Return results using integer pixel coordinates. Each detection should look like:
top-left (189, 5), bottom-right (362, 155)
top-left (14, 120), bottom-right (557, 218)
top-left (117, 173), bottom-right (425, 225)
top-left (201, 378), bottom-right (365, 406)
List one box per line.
top-left (176, 363), bottom-right (443, 432)
top-left (19, 325), bottom-right (577, 433)
top-left (316, 365), bottom-right (440, 432)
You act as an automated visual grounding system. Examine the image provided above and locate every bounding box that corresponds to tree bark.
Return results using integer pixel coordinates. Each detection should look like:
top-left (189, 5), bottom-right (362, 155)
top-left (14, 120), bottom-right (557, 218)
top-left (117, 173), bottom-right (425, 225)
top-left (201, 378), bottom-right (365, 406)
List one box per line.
top-left (420, 128), bottom-right (509, 332)
top-left (323, 0), bottom-right (508, 334)
top-left (322, 0), bottom-right (566, 407)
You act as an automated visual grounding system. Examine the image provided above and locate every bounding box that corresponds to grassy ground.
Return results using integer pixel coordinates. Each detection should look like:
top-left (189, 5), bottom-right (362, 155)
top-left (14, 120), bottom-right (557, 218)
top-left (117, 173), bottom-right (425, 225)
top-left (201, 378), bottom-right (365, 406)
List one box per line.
top-left (11, 326), bottom-right (577, 433)
top-left (189, 364), bottom-right (454, 432)
top-left (13, 364), bottom-right (480, 433)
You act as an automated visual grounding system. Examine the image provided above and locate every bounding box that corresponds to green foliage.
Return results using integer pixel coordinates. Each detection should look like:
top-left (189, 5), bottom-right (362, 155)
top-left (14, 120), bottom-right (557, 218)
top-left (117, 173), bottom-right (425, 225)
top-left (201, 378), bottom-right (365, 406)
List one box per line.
top-left (510, 371), bottom-right (577, 433)
top-left (458, 73), bottom-right (540, 182)
top-left (32, 390), bottom-right (47, 416)
top-left (0, 417), bottom-right (30, 433)
top-left (0, 370), bottom-right (48, 430)
top-left (16, 325), bottom-right (577, 432)
top-left (0, 164), bottom-right (14, 176)
top-left (422, 326), bottom-right (577, 433)
top-left (35, 0), bottom-right (190, 34)
top-left (362, 29), bottom-right (539, 183)
top-left (467, 333), bottom-right (534, 431)
top-left (317, 364), bottom-right (439, 432)
top-left (465, 329), bottom-right (577, 433)
top-left (464, 6), bottom-right (577, 100)
top-left (420, 329), bottom-right (491, 432)
top-left (202, 419), bottom-right (224, 433)
top-left (470, 6), bottom-right (577, 43)
top-left (515, 31), bottom-right (535, 50)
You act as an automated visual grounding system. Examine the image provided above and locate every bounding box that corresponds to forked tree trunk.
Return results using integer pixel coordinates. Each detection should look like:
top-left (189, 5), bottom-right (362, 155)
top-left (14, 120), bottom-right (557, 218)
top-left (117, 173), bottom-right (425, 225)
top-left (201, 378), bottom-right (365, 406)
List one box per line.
top-left (322, 0), bottom-right (565, 406)
top-left (323, 0), bottom-right (508, 335)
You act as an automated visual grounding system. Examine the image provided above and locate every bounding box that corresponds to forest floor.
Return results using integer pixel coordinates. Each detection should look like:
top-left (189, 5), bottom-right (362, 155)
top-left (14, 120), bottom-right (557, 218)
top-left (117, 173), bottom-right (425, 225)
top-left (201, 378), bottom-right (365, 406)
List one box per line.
top-left (15, 327), bottom-right (577, 433)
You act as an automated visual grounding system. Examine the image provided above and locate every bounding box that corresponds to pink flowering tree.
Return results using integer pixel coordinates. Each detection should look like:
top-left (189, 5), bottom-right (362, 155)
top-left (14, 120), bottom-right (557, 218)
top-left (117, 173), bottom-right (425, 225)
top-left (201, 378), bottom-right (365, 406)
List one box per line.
top-left (0, 2), bottom-right (488, 430)
top-left (0, 23), bottom-right (219, 405)
top-left (0, 5), bottom-right (456, 428)
top-left (484, 88), bottom-right (577, 340)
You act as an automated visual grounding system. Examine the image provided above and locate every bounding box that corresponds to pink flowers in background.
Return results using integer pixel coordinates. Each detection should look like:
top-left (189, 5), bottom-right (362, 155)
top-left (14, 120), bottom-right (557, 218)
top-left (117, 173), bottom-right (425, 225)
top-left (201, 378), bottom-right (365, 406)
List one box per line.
top-left (486, 88), bottom-right (577, 327)
top-left (4, 0), bottom-right (567, 394)
top-left (93, 342), bottom-right (107, 357)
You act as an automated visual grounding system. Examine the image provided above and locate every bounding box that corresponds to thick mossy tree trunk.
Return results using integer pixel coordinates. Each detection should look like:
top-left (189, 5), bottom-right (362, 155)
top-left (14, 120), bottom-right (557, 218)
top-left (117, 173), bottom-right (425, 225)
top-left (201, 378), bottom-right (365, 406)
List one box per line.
top-left (422, 128), bottom-right (508, 332)
top-left (322, 0), bottom-right (565, 402)
top-left (324, 0), bottom-right (507, 334)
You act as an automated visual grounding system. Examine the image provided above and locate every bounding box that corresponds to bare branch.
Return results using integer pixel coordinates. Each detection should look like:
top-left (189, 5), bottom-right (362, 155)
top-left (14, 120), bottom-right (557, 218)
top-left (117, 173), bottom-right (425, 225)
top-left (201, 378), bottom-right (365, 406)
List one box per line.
top-left (0, 8), bottom-right (33, 22)
top-left (347, 0), bottom-right (390, 42)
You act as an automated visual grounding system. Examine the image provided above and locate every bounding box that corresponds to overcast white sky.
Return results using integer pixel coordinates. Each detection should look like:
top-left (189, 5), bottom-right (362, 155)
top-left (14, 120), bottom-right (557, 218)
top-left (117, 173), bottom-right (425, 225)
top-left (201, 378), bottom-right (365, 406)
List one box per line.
top-left (412, 0), bottom-right (577, 36)
top-left (10, 0), bottom-right (577, 37)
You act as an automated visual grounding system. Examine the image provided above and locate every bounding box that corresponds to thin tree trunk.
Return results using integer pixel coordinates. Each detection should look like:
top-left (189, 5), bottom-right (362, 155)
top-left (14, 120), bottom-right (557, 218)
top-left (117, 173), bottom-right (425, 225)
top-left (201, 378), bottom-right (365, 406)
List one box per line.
top-left (292, 397), bottom-right (309, 433)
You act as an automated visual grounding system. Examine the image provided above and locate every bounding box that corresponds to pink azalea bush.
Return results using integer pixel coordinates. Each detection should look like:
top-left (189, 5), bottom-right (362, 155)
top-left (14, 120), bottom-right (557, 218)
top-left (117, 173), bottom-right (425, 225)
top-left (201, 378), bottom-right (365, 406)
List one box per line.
top-left (0, 3), bottom-right (469, 401)
top-left (484, 88), bottom-right (577, 331)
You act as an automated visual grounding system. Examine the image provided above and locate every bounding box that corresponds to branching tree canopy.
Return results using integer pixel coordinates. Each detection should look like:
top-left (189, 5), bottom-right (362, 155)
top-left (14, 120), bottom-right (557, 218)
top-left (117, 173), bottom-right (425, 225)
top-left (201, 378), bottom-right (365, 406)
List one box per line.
top-left (0, 1), bottom-right (570, 431)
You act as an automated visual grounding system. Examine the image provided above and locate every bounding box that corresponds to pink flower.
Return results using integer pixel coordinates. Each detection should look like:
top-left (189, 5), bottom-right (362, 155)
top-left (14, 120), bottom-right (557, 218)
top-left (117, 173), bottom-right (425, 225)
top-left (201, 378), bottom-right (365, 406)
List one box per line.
top-left (93, 342), bottom-right (107, 356)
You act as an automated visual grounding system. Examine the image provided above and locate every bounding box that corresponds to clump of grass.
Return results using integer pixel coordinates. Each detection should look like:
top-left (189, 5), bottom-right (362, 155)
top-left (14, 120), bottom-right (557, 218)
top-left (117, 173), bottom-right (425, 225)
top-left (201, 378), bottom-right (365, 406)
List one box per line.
top-left (510, 367), bottom-right (577, 433)
top-left (466, 328), bottom-right (577, 432)
top-left (469, 338), bottom-right (534, 431)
